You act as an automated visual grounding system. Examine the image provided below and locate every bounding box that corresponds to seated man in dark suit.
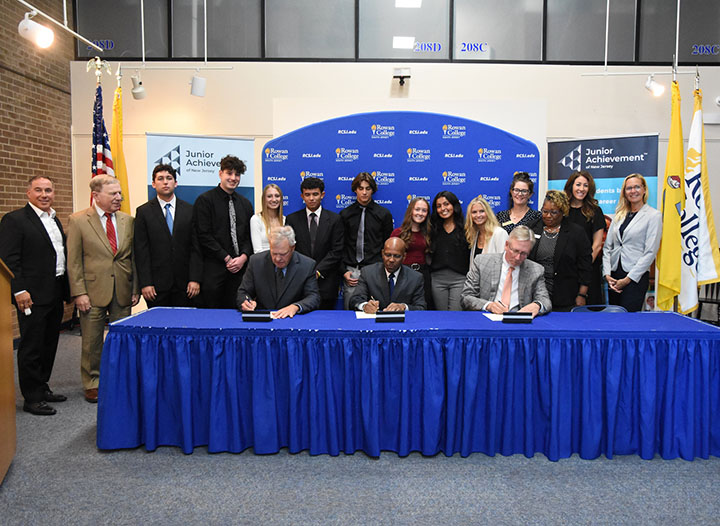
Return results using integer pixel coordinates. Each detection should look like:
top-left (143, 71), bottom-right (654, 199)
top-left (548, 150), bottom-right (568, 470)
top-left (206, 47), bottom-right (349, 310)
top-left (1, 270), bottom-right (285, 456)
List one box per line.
top-left (350, 237), bottom-right (426, 313)
top-left (237, 225), bottom-right (320, 318)
top-left (461, 225), bottom-right (551, 317)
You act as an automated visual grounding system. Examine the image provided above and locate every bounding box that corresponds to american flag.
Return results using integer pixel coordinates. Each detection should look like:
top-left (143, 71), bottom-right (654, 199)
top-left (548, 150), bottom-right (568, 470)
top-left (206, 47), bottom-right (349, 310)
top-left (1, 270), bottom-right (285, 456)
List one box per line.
top-left (92, 85), bottom-right (114, 177)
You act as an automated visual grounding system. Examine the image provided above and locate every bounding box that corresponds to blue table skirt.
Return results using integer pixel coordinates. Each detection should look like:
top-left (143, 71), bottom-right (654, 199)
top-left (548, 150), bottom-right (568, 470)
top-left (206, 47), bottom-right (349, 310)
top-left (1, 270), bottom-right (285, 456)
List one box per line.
top-left (97, 309), bottom-right (720, 460)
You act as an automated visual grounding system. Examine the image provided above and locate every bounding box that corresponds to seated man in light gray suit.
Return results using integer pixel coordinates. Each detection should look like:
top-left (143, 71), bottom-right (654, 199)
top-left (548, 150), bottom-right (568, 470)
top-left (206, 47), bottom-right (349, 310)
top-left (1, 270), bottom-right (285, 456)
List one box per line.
top-left (350, 237), bottom-right (426, 313)
top-left (461, 225), bottom-right (551, 317)
top-left (237, 225), bottom-right (320, 318)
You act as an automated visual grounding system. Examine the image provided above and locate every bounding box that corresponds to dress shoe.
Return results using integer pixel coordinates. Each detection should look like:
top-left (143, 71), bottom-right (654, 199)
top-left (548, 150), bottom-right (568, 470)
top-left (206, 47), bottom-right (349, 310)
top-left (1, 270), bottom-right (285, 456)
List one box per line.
top-left (84, 388), bottom-right (98, 403)
top-left (44, 390), bottom-right (67, 403)
top-left (23, 401), bottom-right (56, 416)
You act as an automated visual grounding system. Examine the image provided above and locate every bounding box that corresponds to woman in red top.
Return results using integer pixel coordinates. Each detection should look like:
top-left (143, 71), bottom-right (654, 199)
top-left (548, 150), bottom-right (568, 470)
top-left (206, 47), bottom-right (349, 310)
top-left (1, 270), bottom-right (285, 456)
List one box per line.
top-left (391, 197), bottom-right (433, 309)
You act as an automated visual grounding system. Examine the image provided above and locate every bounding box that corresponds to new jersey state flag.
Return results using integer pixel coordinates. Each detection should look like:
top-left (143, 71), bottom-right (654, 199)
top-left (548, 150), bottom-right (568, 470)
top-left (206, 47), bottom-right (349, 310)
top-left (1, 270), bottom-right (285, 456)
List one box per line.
top-left (656, 81), bottom-right (685, 311)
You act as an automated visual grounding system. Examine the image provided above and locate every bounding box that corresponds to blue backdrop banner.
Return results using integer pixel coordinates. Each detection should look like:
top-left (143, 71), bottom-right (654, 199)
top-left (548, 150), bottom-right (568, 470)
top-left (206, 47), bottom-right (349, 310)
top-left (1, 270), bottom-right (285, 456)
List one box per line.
top-left (146, 133), bottom-right (255, 205)
top-left (262, 111), bottom-right (540, 223)
top-left (547, 135), bottom-right (658, 215)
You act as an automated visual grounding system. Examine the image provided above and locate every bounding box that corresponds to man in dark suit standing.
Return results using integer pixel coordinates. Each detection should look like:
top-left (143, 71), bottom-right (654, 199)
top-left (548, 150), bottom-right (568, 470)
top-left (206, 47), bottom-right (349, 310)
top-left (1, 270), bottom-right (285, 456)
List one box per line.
top-left (0, 176), bottom-right (70, 415)
top-left (350, 237), bottom-right (426, 312)
top-left (193, 155), bottom-right (254, 309)
top-left (237, 226), bottom-right (320, 318)
top-left (340, 172), bottom-right (394, 309)
top-left (134, 164), bottom-right (202, 308)
top-left (285, 177), bottom-right (344, 309)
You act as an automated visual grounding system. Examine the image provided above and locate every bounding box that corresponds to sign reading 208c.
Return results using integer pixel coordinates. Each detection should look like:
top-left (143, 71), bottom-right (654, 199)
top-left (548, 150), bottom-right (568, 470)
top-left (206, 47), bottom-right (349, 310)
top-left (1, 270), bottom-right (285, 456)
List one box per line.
top-left (459, 42), bottom-right (488, 52)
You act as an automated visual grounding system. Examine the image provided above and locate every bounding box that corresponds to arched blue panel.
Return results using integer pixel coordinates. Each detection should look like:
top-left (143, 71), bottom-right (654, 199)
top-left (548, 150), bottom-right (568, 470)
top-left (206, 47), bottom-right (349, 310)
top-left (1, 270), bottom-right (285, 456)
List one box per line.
top-left (262, 111), bottom-right (539, 224)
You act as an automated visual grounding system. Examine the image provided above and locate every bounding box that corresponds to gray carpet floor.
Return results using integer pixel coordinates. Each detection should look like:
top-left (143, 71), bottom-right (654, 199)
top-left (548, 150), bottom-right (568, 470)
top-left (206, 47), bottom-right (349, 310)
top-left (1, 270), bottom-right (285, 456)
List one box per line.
top-left (1, 328), bottom-right (719, 525)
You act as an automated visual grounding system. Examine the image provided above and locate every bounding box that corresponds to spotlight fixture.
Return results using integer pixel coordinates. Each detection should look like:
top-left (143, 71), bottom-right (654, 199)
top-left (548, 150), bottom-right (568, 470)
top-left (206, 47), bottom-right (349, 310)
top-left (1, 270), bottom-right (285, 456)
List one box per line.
top-left (645, 75), bottom-right (665, 97)
top-left (190, 75), bottom-right (206, 97)
top-left (130, 75), bottom-right (146, 100)
top-left (17, 12), bottom-right (53, 48)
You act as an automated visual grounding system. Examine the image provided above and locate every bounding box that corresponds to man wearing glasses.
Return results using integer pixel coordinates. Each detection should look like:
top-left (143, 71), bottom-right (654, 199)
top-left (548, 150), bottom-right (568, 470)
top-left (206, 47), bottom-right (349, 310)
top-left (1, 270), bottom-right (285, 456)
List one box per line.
top-left (350, 237), bottom-right (426, 313)
top-left (461, 225), bottom-right (551, 316)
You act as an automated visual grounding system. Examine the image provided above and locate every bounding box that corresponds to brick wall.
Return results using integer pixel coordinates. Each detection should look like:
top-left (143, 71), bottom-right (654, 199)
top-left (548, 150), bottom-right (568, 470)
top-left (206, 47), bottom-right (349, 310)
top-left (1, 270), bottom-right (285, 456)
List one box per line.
top-left (0, 0), bottom-right (76, 337)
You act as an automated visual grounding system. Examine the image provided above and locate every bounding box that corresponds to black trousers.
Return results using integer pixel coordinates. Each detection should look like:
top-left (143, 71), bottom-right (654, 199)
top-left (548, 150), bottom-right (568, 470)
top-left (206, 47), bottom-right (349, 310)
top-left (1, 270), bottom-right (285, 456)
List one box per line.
top-left (147, 285), bottom-right (201, 309)
top-left (16, 278), bottom-right (64, 403)
top-left (608, 267), bottom-right (649, 313)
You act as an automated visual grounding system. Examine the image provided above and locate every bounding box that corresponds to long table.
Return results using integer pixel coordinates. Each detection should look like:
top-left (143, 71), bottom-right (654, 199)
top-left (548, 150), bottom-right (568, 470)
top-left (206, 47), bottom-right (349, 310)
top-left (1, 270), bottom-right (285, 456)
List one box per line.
top-left (97, 309), bottom-right (720, 460)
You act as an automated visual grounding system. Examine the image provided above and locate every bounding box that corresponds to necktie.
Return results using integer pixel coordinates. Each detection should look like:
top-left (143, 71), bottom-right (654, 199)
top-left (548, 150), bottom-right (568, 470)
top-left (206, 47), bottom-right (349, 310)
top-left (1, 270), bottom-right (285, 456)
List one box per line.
top-left (165, 203), bottom-right (173, 234)
top-left (228, 194), bottom-right (240, 257)
top-left (104, 212), bottom-right (117, 254)
top-left (355, 206), bottom-right (366, 263)
top-left (388, 272), bottom-right (395, 299)
top-left (275, 267), bottom-right (285, 294)
top-left (501, 266), bottom-right (515, 309)
top-left (309, 212), bottom-right (318, 255)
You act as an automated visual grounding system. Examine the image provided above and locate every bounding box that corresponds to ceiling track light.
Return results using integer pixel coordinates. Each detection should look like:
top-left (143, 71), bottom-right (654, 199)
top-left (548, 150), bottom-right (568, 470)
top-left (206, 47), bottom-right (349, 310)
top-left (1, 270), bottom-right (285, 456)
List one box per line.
top-left (18, 12), bottom-right (53, 48)
top-left (645, 74), bottom-right (665, 97)
top-left (15, 0), bottom-right (103, 52)
top-left (130, 75), bottom-right (146, 100)
top-left (190, 74), bottom-right (206, 97)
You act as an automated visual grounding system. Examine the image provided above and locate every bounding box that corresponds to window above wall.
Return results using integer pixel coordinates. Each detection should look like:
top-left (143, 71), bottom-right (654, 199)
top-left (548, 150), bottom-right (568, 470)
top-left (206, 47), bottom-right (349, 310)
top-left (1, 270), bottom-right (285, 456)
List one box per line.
top-left (74, 0), bottom-right (720, 65)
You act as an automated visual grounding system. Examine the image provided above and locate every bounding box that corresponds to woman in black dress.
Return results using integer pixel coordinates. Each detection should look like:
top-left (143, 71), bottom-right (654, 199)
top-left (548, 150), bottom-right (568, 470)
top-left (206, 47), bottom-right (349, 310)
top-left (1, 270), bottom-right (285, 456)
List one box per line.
top-left (564, 170), bottom-right (606, 305)
top-left (529, 191), bottom-right (592, 312)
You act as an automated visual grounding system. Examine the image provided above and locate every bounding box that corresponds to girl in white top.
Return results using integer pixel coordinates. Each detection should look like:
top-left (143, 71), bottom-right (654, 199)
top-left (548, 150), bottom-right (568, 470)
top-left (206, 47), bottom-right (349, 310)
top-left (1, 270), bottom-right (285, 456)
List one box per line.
top-left (250, 183), bottom-right (285, 253)
top-left (464, 195), bottom-right (509, 267)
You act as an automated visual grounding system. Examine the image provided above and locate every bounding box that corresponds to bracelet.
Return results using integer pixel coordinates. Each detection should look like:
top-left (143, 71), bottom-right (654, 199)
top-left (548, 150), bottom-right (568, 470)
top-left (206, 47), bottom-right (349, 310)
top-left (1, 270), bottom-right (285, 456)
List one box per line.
top-left (577, 293), bottom-right (587, 298)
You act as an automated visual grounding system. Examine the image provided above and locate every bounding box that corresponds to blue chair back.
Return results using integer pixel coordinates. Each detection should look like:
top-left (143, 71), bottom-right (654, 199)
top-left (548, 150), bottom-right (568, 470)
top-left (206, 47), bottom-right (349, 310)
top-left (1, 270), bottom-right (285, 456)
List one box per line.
top-left (571, 305), bottom-right (628, 313)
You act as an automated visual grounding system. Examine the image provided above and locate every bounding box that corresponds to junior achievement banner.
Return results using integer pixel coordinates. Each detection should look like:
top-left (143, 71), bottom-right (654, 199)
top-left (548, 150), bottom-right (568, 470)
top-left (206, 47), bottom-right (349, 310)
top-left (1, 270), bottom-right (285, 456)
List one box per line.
top-left (146, 133), bottom-right (255, 205)
top-left (548, 134), bottom-right (658, 215)
top-left (262, 111), bottom-right (540, 224)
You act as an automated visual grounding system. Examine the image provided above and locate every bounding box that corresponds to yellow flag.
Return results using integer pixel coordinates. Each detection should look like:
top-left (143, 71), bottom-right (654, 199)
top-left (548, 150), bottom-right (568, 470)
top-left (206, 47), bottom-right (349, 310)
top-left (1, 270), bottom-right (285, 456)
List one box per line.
top-left (656, 81), bottom-right (685, 311)
top-left (110, 85), bottom-right (131, 214)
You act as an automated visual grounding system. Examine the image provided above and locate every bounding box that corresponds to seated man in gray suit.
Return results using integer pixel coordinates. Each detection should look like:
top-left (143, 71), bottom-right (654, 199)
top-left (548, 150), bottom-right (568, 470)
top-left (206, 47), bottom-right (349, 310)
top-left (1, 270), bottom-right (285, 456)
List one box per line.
top-left (350, 237), bottom-right (426, 313)
top-left (237, 225), bottom-right (320, 318)
top-left (461, 225), bottom-right (551, 317)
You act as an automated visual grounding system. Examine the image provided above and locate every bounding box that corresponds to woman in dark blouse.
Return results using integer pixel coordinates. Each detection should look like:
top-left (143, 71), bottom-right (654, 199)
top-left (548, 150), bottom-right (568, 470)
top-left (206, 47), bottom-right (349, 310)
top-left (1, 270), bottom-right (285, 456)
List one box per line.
top-left (496, 171), bottom-right (542, 233)
top-left (564, 170), bottom-right (606, 304)
top-left (391, 197), bottom-right (433, 309)
top-left (429, 191), bottom-right (469, 311)
top-left (529, 191), bottom-right (592, 311)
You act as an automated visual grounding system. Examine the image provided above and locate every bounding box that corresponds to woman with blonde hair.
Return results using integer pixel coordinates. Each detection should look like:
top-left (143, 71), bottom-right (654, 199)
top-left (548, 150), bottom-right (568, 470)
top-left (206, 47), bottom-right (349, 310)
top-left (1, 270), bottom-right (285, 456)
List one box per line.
top-left (602, 173), bottom-right (662, 312)
top-left (250, 184), bottom-right (285, 253)
top-left (464, 196), bottom-right (508, 267)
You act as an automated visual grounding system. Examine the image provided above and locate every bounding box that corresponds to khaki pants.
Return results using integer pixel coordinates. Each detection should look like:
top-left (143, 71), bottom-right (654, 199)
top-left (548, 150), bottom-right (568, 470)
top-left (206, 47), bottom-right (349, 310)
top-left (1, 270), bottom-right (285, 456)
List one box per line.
top-left (79, 293), bottom-right (130, 389)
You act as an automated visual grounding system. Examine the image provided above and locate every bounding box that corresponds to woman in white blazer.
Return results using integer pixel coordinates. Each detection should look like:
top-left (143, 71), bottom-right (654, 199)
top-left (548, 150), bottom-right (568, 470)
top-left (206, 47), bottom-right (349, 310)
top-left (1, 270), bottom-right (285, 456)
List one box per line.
top-left (250, 184), bottom-right (285, 253)
top-left (464, 196), bottom-right (509, 267)
top-left (603, 173), bottom-right (662, 312)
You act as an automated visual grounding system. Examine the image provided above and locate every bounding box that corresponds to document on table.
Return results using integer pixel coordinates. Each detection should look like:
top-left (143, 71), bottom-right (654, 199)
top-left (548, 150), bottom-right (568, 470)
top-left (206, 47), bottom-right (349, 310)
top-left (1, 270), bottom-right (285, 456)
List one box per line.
top-left (355, 312), bottom-right (375, 319)
top-left (483, 313), bottom-right (504, 322)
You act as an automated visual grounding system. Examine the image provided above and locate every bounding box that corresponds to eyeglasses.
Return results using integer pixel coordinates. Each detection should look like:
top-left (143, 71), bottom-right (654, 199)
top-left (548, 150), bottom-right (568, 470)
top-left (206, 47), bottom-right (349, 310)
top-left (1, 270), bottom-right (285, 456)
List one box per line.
top-left (507, 246), bottom-right (529, 258)
top-left (541, 209), bottom-right (562, 216)
top-left (511, 188), bottom-right (530, 196)
top-left (625, 185), bottom-right (643, 192)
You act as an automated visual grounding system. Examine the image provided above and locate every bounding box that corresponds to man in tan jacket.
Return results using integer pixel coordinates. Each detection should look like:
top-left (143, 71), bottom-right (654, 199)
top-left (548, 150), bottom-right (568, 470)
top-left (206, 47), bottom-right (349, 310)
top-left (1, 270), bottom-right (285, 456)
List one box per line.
top-left (67, 175), bottom-right (139, 402)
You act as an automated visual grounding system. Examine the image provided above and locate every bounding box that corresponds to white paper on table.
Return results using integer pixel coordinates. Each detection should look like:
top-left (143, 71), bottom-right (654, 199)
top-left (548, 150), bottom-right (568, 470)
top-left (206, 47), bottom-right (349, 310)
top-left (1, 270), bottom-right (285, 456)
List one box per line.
top-left (355, 311), bottom-right (376, 319)
top-left (483, 313), bottom-right (504, 322)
